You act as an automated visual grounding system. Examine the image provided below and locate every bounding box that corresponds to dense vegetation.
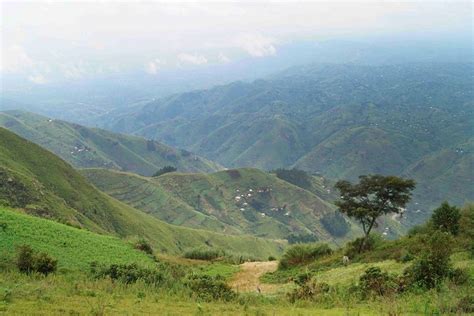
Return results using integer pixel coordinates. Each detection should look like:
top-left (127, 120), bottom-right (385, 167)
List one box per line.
top-left (99, 63), bottom-right (473, 224)
top-left (0, 110), bottom-right (221, 176)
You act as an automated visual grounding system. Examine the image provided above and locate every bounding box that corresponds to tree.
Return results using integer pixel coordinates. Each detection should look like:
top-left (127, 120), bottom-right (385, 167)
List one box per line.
top-left (152, 166), bottom-right (177, 177)
top-left (335, 175), bottom-right (415, 253)
top-left (431, 201), bottom-right (461, 235)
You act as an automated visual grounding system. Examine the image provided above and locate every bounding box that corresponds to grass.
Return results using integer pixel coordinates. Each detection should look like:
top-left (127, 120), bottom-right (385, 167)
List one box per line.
top-left (0, 207), bottom-right (155, 271)
top-left (0, 128), bottom-right (286, 259)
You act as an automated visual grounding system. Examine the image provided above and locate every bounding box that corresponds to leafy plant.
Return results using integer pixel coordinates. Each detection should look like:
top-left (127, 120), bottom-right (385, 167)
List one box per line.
top-left (279, 243), bottom-right (332, 269)
top-left (431, 202), bottom-right (461, 235)
top-left (16, 245), bottom-right (57, 275)
top-left (134, 238), bottom-right (153, 255)
top-left (185, 274), bottom-right (236, 302)
top-left (359, 267), bottom-right (397, 298)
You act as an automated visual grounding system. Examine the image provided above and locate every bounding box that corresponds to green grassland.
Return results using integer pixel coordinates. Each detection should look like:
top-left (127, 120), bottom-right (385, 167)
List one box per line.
top-left (0, 110), bottom-right (222, 176)
top-left (0, 207), bottom-right (155, 271)
top-left (0, 127), bottom-right (284, 258)
top-left (82, 167), bottom-right (362, 243)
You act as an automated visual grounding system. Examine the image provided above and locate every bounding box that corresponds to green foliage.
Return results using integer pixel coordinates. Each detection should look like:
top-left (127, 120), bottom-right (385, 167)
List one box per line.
top-left (152, 166), bottom-right (177, 177)
top-left (403, 231), bottom-right (453, 289)
top-left (185, 274), bottom-right (236, 302)
top-left (279, 243), bottom-right (332, 269)
top-left (184, 248), bottom-right (222, 261)
top-left (431, 202), bottom-right (461, 235)
top-left (16, 245), bottom-right (57, 275)
top-left (320, 212), bottom-right (349, 237)
top-left (286, 233), bottom-right (318, 244)
top-left (288, 278), bottom-right (330, 303)
top-left (335, 175), bottom-right (415, 252)
top-left (359, 267), bottom-right (397, 298)
top-left (273, 168), bottom-right (311, 190)
top-left (267, 256), bottom-right (276, 261)
top-left (134, 238), bottom-right (153, 255)
top-left (90, 263), bottom-right (166, 285)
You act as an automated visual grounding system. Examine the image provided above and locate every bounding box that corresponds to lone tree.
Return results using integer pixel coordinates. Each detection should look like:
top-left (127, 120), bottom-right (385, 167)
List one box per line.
top-left (335, 175), bottom-right (415, 252)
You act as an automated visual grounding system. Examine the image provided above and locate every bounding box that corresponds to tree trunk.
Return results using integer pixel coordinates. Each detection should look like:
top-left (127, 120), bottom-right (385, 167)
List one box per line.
top-left (358, 217), bottom-right (377, 253)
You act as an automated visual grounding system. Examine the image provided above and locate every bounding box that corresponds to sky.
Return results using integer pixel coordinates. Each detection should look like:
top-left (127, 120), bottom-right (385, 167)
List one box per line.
top-left (1, 0), bottom-right (472, 84)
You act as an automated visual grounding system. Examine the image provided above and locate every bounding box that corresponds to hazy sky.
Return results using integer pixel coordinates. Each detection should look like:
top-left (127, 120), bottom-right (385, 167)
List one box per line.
top-left (1, 1), bottom-right (472, 84)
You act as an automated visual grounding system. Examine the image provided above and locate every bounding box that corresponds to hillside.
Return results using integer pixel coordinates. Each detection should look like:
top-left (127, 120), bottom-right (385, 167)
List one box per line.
top-left (0, 127), bottom-right (284, 258)
top-left (0, 110), bottom-right (221, 176)
top-left (98, 63), bottom-right (473, 222)
top-left (82, 167), bottom-right (362, 242)
top-left (0, 207), bottom-right (155, 270)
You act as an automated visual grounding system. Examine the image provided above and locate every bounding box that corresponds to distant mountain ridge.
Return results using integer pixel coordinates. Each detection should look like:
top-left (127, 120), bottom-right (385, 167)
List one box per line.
top-left (0, 110), bottom-right (222, 176)
top-left (98, 63), bottom-right (473, 222)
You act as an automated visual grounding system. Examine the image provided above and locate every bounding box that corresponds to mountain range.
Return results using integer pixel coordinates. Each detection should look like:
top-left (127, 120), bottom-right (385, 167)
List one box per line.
top-left (97, 63), bottom-right (473, 221)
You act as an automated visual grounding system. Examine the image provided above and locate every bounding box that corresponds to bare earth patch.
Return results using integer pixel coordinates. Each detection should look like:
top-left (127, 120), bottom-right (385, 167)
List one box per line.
top-left (229, 261), bottom-right (279, 294)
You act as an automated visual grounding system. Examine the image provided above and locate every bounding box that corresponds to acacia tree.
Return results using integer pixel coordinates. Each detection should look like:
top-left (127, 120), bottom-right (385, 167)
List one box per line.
top-left (335, 175), bottom-right (415, 252)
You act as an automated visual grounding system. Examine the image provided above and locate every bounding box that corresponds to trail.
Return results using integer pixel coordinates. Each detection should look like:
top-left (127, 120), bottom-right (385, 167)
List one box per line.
top-left (229, 261), bottom-right (278, 294)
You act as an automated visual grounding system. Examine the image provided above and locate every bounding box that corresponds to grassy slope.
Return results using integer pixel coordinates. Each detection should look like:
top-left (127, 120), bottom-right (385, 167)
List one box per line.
top-left (0, 110), bottom-right (222, 176)
top-left (0, 207), bottom-right (155, 270)
top-left (0, 127), bottom-right (284, 258)
top-left (82, 167), bottom-right (362, 242)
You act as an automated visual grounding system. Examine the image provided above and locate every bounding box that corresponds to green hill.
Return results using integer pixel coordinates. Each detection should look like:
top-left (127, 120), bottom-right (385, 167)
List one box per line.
top-left (98, 63), bottom-right (473, 223)
top-left (0, 110), bottom-right (222, 176)
top-left (82, 167), bottom-right (362, 243)
top-left (0, 127), bottom-right (284, 258)
top-left (0, 207), bottom-right (155, 270)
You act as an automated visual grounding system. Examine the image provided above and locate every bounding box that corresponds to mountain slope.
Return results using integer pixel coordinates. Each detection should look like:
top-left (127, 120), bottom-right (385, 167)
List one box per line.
top-left (0, 110), bottom-right (222, 176)
top-left (82, 167), bottom-right (361, 242)
top-left (0, 127), bottom-right (284, 257)
top-left (98, 63), bottom-right (473, 221)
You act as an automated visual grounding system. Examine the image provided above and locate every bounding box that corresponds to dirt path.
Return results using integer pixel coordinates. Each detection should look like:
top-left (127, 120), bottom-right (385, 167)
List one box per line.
top-left (229, 261), bottom-right (279, 294)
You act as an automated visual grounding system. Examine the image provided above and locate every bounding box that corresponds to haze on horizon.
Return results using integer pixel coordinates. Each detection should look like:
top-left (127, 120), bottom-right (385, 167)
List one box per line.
top-left (2, 0), bottom-right (472, 87)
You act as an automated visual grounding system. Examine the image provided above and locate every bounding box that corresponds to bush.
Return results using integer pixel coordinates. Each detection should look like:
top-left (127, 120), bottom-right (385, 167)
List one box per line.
top-left (431, 202), bottom-right (461, 235)
top-left (134, 238), bottom-right (153, 255)
top-left (185, 274), bottom-right (236, 301)
top-left (448, 267), bottom-right (470, 285)
top-left (286, 232), bottom-right (318, 244)
top-left (359, 267), bottom-right (397, 298)
top-left (183, 248), bottom-right (222, 261)
top-left (403, 231), bottom-right (453, 289)
top-left (90, 263), bottom-right (165, 285)
top-left (279, 243), bottom-right (332, 269)
top-left (16, 245), bottom-right (57, 276)
top-left (152, 166), bottom-right (177, 177)
top-left (288, 276), bottom-right (330, 302)
top-left (268, 256), bottom-right (276, 261)
top-left (344, 234), bottom-right (381, 258)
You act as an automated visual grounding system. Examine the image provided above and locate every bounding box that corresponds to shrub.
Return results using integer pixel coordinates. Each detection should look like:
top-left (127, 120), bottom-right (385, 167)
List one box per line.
top-left (288, 277), bottom-right (330, 302)
top-left (268, 256), bottom-right (276, 261)
top-left (16, 245), bottom-right (57, 276)
top-left (279, 243), bottom-right (332, 269)
top-left (183, 248), bottom-right (222, 261)
top-left (344, 234), bottom-right (381, 258)
top-left (16, 245), bottom-right (35, 274)
top-left (134, 238), bottom-right (153, 255)
top-left (185, 274), bottom-right (236, 301)
top-left (403, 231), bottom-right (453, 289)
top-left (448, 267), bottom-right (470, 285)
top-left (152, 166), bottom-right (177, 177)
top-left (34, 252), bottom-right (58, 276)
top-left (90, 263), bottom-right (165, 285)
top-left (456, 295), bottom-right (474, 313)
top-left (431, 202), bottom-right (461, 235)
top-left (359, 267), bottom-right (397, 298)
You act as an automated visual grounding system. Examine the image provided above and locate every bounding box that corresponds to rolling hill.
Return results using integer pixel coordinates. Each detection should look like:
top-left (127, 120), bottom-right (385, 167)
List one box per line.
top-left (0, 127), bottom-right (284, 258)
top-left (0, 110), bottom-right (222, 176)
top-left (98, 63), bottom-right (473, 222)
top-left (82, 167), bottom-right (363, 242)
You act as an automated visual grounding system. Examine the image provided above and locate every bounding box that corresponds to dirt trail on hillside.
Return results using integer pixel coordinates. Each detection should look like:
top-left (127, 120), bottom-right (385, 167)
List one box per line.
top-left (229, 261), bottom-right (279, 294)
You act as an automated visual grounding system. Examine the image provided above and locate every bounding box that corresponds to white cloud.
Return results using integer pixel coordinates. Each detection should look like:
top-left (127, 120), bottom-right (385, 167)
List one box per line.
top-left (177, 53), bottom-right (208, 65)
top-left (2, 45), bottom-right (35, 73)
top-left (236, 34), bottom-right (277, 57)
top-left (217, 53), bottom-right (231, 63)
top-left (28, 74), bottom-right (47, 84)
top-left (145, 58), bottom-right (164, 75)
